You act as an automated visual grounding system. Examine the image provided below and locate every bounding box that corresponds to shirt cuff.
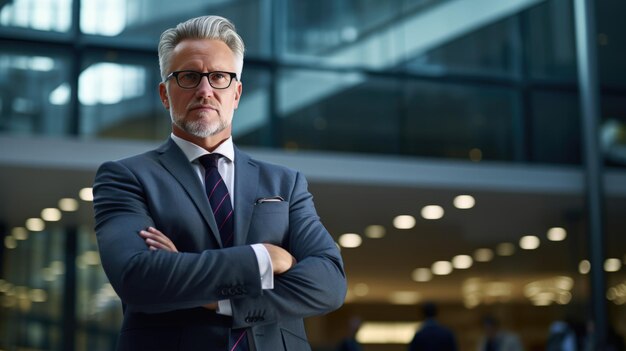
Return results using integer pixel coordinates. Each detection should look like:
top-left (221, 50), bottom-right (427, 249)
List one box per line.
top-left (251, 243), bottom-right (274, 290)
top-left (217, 300), bottom-right (232, 316)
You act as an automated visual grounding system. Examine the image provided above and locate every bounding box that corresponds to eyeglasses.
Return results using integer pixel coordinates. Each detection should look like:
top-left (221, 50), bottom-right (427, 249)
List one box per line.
top-left (165, 70), bottom-right (238, 89)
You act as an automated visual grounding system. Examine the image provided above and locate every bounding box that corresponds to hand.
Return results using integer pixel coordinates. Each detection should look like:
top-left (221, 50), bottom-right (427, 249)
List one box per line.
top-left (139, 227), bottom-right (178, 252)
top-left (262, 244), bottom-right (296, 274)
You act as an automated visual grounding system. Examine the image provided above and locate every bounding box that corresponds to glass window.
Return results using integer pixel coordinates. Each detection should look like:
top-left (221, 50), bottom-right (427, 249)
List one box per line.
top-left (79, 0), bottom-right (270, 57)
top-left (596, 0), bottom-right (626, 89)
top-left (75, 227), bottom-right (121, 351)
top-left (230, 66), bottom-right (272, 147)
top-left (530, 90), bottom-right (581, 165)
top-left (526, 0), bottom-right (577, 82)
top-left (0, 46), bottom-right (72, 136)
top-left (0, 0), bottom-right (73, 33)
top-left (403, 81), bottom-right (517, 161)
top-left (276, 68), bottom-right (402, 154)
top-left (404, 17), bottom-right (517, 78)
top-left (0, 227), bottom-right (66, 350)
top-left (79, 54), bottom-right (169, 140)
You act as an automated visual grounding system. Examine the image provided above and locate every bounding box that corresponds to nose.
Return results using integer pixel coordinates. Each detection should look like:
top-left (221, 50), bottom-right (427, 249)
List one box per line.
top-left (194, 75), bottom-right (214, 98)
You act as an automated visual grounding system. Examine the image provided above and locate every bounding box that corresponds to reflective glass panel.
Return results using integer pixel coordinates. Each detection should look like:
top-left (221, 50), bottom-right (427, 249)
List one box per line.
top-left (78, 55), bottom-right (169, 140)
top-left (404, 81), bottom-right (516, 161)
top-left (0, 47), bottom-right (72, 136)
top-left (0, 227), bottom-right (65, 350)
top-left (75, 227), bottom-right (121, 351)
top-left (79, 0), bottom-right (269, 57)
top-left (276, 69), bottom-right (402, 154)
top-left (0, 0), bottom-right (72, 33)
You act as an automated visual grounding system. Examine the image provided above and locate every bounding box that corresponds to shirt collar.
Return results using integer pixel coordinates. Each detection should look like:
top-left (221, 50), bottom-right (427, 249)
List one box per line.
top-left (170, 133), bottom-right (235, 164)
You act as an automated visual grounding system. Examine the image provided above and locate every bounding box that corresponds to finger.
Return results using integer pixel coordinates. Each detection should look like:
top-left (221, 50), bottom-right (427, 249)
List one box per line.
top-left (146, 238), bottom-right (173, 251)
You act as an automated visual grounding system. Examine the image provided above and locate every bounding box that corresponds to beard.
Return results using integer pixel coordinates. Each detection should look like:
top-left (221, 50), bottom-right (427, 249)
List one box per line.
top-left (171, 109), bottom-right (231, 138)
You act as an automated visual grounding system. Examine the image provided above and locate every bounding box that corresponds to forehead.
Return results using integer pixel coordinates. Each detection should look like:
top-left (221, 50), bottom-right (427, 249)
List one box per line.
top-left (169, 39), bottom-right (236, 71)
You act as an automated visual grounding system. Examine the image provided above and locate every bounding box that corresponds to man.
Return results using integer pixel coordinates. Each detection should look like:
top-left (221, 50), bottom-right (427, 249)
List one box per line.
top-left (93, 15), bottom-right (346, 351)
top-left (477, 316), bottom-right (524, 351)
top-left (408, 302), bottom-right (458, 351)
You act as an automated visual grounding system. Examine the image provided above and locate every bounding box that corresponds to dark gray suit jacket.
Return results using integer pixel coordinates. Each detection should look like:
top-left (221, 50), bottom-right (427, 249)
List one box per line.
top-left (93, 138), bottom-right (346, 350)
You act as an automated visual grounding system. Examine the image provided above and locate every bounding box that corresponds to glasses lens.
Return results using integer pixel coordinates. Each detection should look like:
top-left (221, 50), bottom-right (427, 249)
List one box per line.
top-left (209, 72), bottom-right (232, 89)
top-left (177, 71), bottom-right (201, 88)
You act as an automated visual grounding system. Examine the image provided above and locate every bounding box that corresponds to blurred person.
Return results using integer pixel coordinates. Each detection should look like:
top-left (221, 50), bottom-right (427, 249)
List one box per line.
top-left (336, 316), bottom-right (363, 351)
top-left (546, 319), bottom-right (577, 351)
top-left (93, 15), bottom-right (346, 351)
top-left (408, 301), bottom-right (458, 351)
top-left (477, 316), bottom-right (524, 351)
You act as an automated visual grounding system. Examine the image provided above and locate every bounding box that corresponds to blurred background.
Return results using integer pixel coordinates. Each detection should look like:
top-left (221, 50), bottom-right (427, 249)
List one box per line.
top-left (0, 0), bottom-right (625, 350)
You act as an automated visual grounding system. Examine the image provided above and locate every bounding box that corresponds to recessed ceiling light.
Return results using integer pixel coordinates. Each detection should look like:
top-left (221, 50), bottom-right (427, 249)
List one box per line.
top-left (41, 208), bottom-right (62, 222)
top-left (79, 187), bottom-right (94, 201)
top-left (431, 261), bottom-right (453, 275)
top-left (496, 243), bottom-right (515, 256)
top-left (604, 258), bottom-right (622, 272)
top-left (11, 227), bottom-right (28, 240)
top-left (4, 236), bottom-right (17, 249)
top-left (421, 205), bottom-right (444, 220)
top-left (389, 291), bottom-right (421, 305)
top-left (338, 233), bottom-right (362, 248)
top-left (452, 255), bottom-right (473, 269)
top-left (364, 225), bottom-right (386, 239)
top-left (393, 215), bottom-right (416, 229)
top-left (353, 283), bottom-right (369, 297)
top-left (474, 248), bottom-right (494, 262)
top-left (520, 235), bottom-right (540, 250)
top-left (59, 198), bottom-right (79, 212)
top-left (579, 260), bottom-right (590, 274)
top-left (356, 322), bottom-right (420, 344)
top-left (25, 218), bottom-right (45, 232)
top-left (453, 195), bottom-right (475, 209)
top-left (411, 268), bottom-right (432, 282)
top-left (547, 227), bottom-right (567, 241)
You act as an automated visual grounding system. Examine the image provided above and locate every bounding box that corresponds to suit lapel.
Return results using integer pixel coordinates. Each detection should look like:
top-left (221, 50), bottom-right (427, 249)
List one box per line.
top-left (233, 147), bottom-right (258, 246)
top-left (157, 139), bottom-right (222, 247)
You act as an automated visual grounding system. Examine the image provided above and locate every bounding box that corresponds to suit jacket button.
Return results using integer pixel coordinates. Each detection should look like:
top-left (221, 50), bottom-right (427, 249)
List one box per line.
top-left (245, 317), bottom-right (253, 323)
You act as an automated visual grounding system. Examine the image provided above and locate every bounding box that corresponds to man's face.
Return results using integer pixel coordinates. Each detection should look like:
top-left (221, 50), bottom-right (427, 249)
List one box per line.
top-left (159, 39), bottom-right (242, 140)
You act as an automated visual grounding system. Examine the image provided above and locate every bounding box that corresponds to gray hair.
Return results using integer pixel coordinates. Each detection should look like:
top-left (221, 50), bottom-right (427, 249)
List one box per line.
top-left (158, 15), bottom-right (245, 81)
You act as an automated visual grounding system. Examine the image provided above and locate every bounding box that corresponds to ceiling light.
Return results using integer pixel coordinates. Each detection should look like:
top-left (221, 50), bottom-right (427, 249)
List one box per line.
top-left (11, 227), bottom-right (28, 240)
top-left (353, 283), bottom-right (369, 297)
top-left (58, 198), bottom-right (79, 212)
top-left (519, 235), bottom-right (540, 250)
top-left (356, 322), bottom-right (420, 344)
top-left (579, 260), bottom-right (590, 274)
top-left (30, 289), bottom-right (48, 303)
top-left (411, 268), bottom-right (432, 282)
top-left (547, 227), bottom-right (567, 241)
top-left (25, 218), bottom-right (45, 232)
top-left (393, 215), bottom-right (416, 229)
top-left (474, 248), bottom-right (494, 262)
top-left (604, 258), bottom-right (622, 272)
top-left (364, 225), bottom-right (386, 239)
top-left (338, 233), bottom-right (362, 248)
top-left (4, 236), bottom-right (17, 249)
top-left (452, 255), bottom-right (473, 269)
top-left (421, 205), bottom-right (444, 220)
top-left (496, 243), bottom-right (515, 256)
top-left (389, 291), bottom-right (421, 305)
top-left (431, 261), bottom-right (453, 275)
top-left (453, 195), bottom-right (475, 209)
top-left (41, 208), bottom-right (62, 222)
top-left (79, 187), bottom-right (94, 201)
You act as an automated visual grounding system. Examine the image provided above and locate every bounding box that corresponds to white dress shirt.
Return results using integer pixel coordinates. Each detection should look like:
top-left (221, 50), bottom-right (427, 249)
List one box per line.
top-left (170, 134), bottom-right (273, 315)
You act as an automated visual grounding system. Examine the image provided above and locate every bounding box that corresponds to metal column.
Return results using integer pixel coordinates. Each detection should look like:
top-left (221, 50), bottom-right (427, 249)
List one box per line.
top-left (573, 0), bottom-right (607, 348)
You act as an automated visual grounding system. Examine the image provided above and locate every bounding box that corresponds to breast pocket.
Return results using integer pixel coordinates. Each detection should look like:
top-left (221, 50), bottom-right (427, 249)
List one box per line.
top-left (247, 201), bottom-right (289, 245)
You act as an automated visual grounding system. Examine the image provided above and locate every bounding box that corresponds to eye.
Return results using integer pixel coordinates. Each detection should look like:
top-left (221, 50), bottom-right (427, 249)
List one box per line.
top-left (210, 72), bottom-right (227, 82)
top-left (178, 71), bottom-right (200, 84)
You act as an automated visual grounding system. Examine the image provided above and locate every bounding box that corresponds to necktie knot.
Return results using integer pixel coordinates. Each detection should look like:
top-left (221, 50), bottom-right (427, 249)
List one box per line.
top-left (198, 153), bottom-right (221, 169)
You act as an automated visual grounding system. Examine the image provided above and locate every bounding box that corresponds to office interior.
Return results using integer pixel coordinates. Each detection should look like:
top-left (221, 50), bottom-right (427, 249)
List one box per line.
top-left (0, 0), bottom-right (625, 350)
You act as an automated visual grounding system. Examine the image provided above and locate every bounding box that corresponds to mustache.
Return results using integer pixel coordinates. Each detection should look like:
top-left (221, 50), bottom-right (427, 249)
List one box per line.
top-left (188, 101), bottom-right (218, 110)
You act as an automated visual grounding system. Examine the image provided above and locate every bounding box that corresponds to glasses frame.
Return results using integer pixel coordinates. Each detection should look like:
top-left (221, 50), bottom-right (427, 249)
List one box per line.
top-left (165, 70), bottom-right (238, 89)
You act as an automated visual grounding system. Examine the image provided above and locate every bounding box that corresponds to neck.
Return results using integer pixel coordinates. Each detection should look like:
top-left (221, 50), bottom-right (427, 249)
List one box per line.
top-left (172, 125), bottom-right (231, 152)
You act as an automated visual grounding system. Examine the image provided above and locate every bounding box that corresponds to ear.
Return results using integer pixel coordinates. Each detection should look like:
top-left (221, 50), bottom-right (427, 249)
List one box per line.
top-left (233, 81), bottom-right (242, 110)
top-left (159, 82), bottom-right (170, 109)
